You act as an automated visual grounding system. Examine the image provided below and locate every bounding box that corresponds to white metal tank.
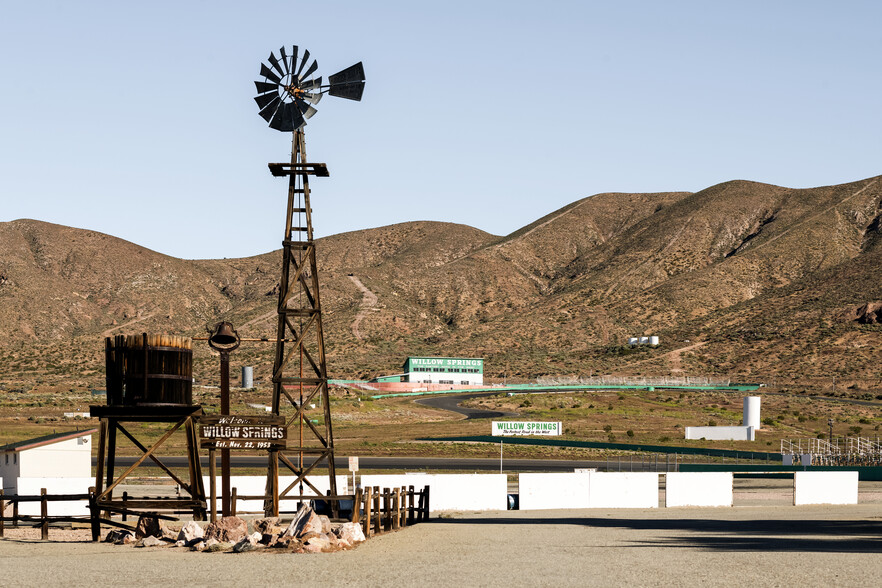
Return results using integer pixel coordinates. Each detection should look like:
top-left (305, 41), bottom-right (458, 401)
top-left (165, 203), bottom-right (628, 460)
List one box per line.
top-left (241, 366), bottom-right (254, 389)
top-left (743, 396), bottom-right (761, 430)
top-left (649, 336), bottom-right (659, 346)
top-left (628, 337), bottom-right (639, 346)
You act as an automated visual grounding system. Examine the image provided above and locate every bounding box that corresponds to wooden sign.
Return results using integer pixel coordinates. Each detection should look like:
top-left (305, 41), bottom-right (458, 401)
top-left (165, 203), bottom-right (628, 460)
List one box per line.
top-left (198, 415), bottom-right (287, 450)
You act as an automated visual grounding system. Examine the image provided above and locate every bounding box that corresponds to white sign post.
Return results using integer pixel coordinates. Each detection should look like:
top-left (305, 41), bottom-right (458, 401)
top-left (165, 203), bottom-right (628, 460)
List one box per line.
top-left (492, 421), bottom-right (562, 473)
top-left (348, 456), bottom-right (359, 492)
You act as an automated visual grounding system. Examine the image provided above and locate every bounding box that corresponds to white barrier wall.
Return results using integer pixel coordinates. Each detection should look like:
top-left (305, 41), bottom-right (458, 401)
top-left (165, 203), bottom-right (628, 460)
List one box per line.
top-left (685, 426), bottom-right (755, 441)
top-left (588, 473), bottom-right (659, 508)
top-left (359, 473), bottom-right (508, 512)
top-left (793, 471), bottom-right (859, 506)
top-left (16, 477), bottom-right (92, 516)
top-left (202, 475), bottom-right (348, 515)
top-left (518, 473), bottom-right (591, 510)
top-left (665, 472), bottom-right (733, 507)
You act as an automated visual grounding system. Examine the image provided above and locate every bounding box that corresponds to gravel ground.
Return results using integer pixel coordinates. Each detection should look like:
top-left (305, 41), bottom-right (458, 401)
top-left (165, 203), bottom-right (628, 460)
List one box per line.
top-left (2, 496), bottom-right (881, 587)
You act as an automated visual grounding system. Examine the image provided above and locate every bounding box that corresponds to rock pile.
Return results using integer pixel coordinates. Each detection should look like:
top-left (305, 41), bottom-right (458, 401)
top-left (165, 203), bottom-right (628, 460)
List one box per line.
top-left (106, 505), bottom-right (366, 554)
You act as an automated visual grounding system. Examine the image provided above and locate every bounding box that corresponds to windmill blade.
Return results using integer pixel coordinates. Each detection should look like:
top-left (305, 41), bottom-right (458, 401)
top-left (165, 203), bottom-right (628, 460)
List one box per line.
top-left (300, 60), bottom-right (318, 82)
top-left (279, 46), bottom-right (290, 74)
top-left (296, 49), bottom-right (311, 77)
top-left (328, 62), bottom-right (365, 85)
top-left (260, 63), bottom-right (281, 84)
top-left (258, 96), bottom-right (282, 123)
top-left (273, 101), bottom-right (305, 132)
top-left (328, 81), bottom-right (365, 101)
top-left (254, 91), bottom-right (280, 111)
top-left (299, 76), bottom-right (322, 90)
top-left (254, 80), bottom-right (278, 95)
top-left (268, 51), bottom-right (284, 77)
top-left (289, 46), bottom-right (299, 76)
top-left (294, 98), bottom-right (318, 120)
top-left (302, 91), bottom-right (323, 105)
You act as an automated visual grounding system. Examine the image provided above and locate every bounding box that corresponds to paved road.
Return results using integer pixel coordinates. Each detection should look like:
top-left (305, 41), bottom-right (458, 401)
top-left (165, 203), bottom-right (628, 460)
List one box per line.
top-left (415, 392), bottom-right (518, 419)
top-left (99, 455), bottom-right (611, 472)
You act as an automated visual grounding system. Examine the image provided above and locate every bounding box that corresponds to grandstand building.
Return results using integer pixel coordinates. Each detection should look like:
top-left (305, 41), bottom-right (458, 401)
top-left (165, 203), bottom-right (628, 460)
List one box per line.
top-left (402, 356), bottom-right (484, 386)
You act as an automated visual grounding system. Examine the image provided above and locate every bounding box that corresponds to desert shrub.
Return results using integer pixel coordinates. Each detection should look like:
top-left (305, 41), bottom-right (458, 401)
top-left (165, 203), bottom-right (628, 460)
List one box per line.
top-left (626, 430), bottom-right (635, 438)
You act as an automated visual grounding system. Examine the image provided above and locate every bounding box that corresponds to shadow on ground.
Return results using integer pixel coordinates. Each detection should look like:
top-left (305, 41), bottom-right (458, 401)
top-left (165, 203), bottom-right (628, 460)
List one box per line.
top-left (429, 516), bottom-right (882, 553)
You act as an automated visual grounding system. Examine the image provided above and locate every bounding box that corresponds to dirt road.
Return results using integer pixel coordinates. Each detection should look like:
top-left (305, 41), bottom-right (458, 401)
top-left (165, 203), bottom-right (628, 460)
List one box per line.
top-left (2, 503), bottom-right (880, 587)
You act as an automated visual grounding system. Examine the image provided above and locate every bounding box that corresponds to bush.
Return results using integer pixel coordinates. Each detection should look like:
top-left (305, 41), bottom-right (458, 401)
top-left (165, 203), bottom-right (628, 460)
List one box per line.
top-left (607, 433), bottom-right (617, 442)
top-left (626, 430), bottom-right (635, 438)
top-left (659, 436), bottom-right (671, 443)
top-left (707, 420), bottom-right (717, 427)
top-left (817, 433), bottom-right (827, 439)
top-left (798, 415), bottom-right (807, 422)
top-left (762, 417), bottom-right (775, 426)
top-left (849, 426), bottom-right (863, 435)
top-left (603, 425), bottom-right (613, 433)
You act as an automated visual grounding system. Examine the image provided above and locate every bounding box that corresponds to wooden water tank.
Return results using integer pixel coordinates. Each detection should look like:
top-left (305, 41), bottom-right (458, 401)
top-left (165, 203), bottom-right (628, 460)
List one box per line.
top-left (105, 334), bottom-right (194, 406)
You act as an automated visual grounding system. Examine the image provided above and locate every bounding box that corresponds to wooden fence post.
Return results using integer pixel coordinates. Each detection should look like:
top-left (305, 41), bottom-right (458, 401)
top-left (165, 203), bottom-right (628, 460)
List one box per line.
top-left (40, 488), bottom-right (48, 541)
top-left (231, 488), bottom-right (237, 517)
top-left (121, 491), bottom-right (128, 522)
top-left (364, 487), bottom-right (373, 538)
top-left (12, 500), bottom-right (18, 528)
top-left (88, 486), bottom-right (100, 542)
top-left (372, 486), bottom-right (381, 536)
top-left (407, 485), bottom-right (415, 526)
top-left (393, 488), bottom-right (401, 530)
top-left (423, 485), bottom-right (430, 520)
top-left (0, 489), bottom-right (4, 538)
top-left (383, 488), bottom-right (391, 532)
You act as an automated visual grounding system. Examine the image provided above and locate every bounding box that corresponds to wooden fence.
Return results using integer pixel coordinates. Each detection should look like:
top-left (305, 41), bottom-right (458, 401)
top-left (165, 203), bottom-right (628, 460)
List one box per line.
top-left (0, 488), bottom-right (101, 541)
top-left (2, 484), bottom-right (430, 542)
top-left (352, 485), bottom-right (430, 538)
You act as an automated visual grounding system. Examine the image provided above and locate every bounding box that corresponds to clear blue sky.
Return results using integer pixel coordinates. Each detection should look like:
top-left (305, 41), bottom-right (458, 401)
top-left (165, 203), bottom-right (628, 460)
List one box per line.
top-left (1, 1), bottom-right (880, 259)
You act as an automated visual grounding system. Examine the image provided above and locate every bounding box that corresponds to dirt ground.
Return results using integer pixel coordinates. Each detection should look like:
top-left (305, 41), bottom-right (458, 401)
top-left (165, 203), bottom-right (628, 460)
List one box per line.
top-left (2, 482), bottom-right (881, 587)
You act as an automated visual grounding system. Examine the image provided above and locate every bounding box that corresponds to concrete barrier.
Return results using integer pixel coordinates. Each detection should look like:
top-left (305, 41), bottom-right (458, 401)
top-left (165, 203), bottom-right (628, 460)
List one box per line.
top-left (202, 475), bottom-right (348, 515)
top-left (16, 477), bottom-right (92, 516)
top-left (665, 472), bottom-right (733, 507)
top-left (685, 426), bottom-right (755, 441)
top-left (518, 472), bottom-right (590, 510)
top-left (588, 473), bottom-right (659, 508)
top-left (360, 473), bottom-right (507, 512)
top-left (793, 471), bottom-right (858, 506)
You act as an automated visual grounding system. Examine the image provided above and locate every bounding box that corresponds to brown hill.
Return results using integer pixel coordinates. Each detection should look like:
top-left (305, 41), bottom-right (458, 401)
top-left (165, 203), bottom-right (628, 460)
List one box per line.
top-left (2, 174), bottom-right (882, 394)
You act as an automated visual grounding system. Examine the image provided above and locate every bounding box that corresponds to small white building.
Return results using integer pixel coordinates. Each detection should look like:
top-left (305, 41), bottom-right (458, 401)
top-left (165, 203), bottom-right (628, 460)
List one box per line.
top-left (0, 429), bottom-right (96, 494)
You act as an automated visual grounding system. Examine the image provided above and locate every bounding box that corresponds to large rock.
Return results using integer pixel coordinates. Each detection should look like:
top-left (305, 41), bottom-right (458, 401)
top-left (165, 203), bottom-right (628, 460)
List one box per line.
top-left (303, 534), bottom-right (332, 553)
top-left (232, 532), bottom-right (263, 553)
top-left (206, 541), bottom-right (233, 553)
top-left (853, 301), bottom-right (882, 324)
top-left (135, 515), bottom-right (168, 539)
top-left (253, 517), bottom-right (281, 534)
top-left (204, 516), bottom-right (248, 544)
top-left (334, 522), bottom-right (366, 546)
top-left (135, 535), bottom-right (163, 548)
top-left (282, 505), bottom-right (323, 539)
top-left (177, 520), bottom-right (204, 545)
top-left (318, 515), bottom-right (332, 534)
top-left (105, 529), bottom-right (135, 545)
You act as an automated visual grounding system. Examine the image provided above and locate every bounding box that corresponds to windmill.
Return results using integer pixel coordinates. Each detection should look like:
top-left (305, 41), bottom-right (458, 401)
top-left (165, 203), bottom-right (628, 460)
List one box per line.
top-left (254, 46), bottom-right (365, 516)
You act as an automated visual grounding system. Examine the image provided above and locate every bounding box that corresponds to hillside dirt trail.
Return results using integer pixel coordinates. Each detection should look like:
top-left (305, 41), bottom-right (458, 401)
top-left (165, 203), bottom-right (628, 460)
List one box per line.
top-left (348, 275), bottom-right (379, 341)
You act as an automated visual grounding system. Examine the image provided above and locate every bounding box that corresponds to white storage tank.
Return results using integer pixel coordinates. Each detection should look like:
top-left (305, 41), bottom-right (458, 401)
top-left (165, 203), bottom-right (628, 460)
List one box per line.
top-left (241, 366), bottom-right (254, 389)
top-left (649, 336), bottom-right (659, 346)
top-left (628, 337), bottom-right (639, 346)
top-left (743, 396), bottom-right (761, 430)
top-left (639, 336), bottom-right (650, 345)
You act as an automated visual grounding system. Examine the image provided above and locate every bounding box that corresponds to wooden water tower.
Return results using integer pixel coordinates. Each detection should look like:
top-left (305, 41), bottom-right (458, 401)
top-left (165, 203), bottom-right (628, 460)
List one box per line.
top-left (90, 333), bottom-right (207, 521)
